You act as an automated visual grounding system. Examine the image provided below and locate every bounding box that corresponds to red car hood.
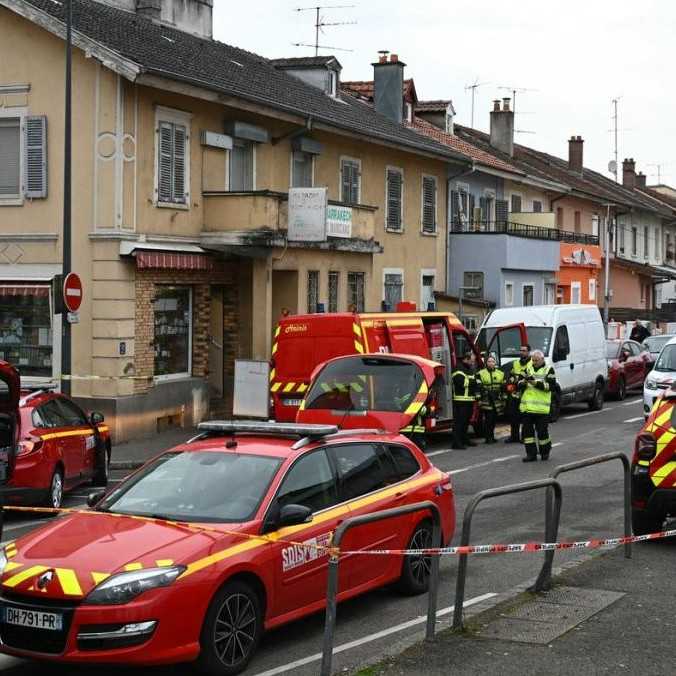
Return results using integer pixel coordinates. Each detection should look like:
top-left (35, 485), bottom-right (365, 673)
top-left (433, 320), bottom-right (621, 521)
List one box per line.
top-left (1, 512), bottom-right (251, 600)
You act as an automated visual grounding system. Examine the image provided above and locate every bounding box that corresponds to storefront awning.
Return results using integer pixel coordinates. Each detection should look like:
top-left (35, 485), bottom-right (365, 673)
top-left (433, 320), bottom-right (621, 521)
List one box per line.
top-left (135, 251), bottom-right (213, 271)
top-left (0, 285), bottom-right (49, 297)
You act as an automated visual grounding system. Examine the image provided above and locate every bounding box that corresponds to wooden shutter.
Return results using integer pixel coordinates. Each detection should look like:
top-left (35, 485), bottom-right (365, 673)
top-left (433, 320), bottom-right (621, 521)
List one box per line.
top-left (386, 169), bottom-right (402, 230)
top-left (24, 115), bottom-right (47, 198)
top-left (173, 124), bottom-right (186, 203)
top-left (422, 176), bottom-right (436, 233)
top-left (158, 122), bottom-right (173, 203)
top-left (496, 199), bottom-right (509, 225)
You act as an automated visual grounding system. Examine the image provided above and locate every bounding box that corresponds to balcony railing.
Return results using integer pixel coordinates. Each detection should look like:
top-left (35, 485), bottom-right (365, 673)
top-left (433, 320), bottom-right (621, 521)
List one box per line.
top-left (449, 220), bottom-right (599, 245)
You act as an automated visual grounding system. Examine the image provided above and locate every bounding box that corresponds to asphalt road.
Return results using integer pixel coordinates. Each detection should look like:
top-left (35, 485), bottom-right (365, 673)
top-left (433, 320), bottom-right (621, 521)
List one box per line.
top-left (0, 395), bottom-right (649, 675)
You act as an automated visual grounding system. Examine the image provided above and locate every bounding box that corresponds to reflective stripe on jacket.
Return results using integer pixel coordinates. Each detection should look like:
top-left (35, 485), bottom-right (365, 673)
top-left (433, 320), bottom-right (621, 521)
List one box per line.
top-left (476, 368), bottom-right (505, 411)
top-left (507, 357), bottom-right (532, 399)
top-left (519, 364), bottom-right (556, 415)
top-left (452, 369), bottom-right (476, 402)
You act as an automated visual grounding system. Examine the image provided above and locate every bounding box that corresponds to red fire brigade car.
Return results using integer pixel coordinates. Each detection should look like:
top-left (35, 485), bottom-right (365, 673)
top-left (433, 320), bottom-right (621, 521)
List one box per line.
top-left (0, 421), bottom-right (454, 675)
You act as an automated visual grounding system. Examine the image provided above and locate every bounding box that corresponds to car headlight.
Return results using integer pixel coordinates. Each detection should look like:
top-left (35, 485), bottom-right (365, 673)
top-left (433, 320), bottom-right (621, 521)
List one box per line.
top-left (0, 549), bottom-right (7, 577)
top-left (646, 379), bottom-right (658, 390)
top-left (86, 566), bottom-right (185, 605)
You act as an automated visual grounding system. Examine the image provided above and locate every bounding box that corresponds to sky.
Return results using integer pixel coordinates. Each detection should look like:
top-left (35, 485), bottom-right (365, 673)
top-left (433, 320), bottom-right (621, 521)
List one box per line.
top-left (212, 0), bottom-right (673, 184)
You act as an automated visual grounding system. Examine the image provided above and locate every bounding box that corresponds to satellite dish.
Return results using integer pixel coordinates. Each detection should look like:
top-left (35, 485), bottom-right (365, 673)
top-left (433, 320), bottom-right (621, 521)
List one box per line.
top-left (608, 160), bottom-right (617, 174)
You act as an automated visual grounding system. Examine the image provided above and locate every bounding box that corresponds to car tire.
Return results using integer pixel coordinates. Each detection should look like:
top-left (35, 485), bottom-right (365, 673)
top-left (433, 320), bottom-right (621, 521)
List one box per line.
top-left (92, 442), bottom-right (110, 487)
top-left (631, 509), bottom-right (664, 537)
top-left (196, 580), bottom-right (263, 676)
top-left (45, 468), bottom-right (64, 509)
top-left (616, 377), bottom-right (626, 401)
top-left (588, 381), bottom-right (604, 411)
top-left (396, 520), bottom-right (434, 596)
top-left (549, 395), bottom-right (561, 423)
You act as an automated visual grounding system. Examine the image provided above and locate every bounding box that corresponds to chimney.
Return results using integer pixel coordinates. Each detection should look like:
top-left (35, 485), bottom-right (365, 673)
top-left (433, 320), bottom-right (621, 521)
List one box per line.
top-left (568, 135), bottom-right (584, 173)
top-left (489, 98), bottom-right (514, 157)
top-left (136, 0), bottom-right (161, 20)
top-left (622, 158), bottom-right (636, 189)
top-left (636, 172), bottom-right (647, 189)
top-left (372, 52), bottom-right (406, 124)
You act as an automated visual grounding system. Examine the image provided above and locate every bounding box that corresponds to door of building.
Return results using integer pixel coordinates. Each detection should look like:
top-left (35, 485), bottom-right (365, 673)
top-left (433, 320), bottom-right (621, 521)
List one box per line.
top-left (209, 287), bottom-right (224, 399)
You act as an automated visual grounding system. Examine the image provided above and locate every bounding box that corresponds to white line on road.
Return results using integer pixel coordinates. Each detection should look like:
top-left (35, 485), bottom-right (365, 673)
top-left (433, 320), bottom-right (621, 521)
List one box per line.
top-left (551, 442), bottom-right (563, 448)
top-left (622, 398), bottom-right (643, 406)
top-left (565, 410), bottom-right (604, 420)
top-left (446, 455), bottom-right (520, 474)
top-left (252, 593), bottom-right (497, 676)
top-left (623, 416), bottom-right (644, 423)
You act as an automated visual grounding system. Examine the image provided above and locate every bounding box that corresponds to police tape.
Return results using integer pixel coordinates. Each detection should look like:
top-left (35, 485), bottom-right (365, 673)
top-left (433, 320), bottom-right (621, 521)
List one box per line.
top-left (3, 504), bottom-right (675, 559)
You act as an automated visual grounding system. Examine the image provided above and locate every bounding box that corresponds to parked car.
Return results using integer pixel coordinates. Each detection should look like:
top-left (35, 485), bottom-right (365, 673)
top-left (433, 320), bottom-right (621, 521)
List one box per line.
top-left (605, 340), bottom-right (648, 400)
top-left (643, 336), bottom-right (676, 418)
top-left (641, 334), bottom-right (675, 369)
top-left (3, 386), bottom-right (111, 508)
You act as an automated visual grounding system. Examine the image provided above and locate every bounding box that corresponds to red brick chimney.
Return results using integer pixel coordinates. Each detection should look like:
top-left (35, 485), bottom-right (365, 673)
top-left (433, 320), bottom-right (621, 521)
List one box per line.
top-left (636, 172), bottom-right (647, 189)
top-left (568, 136), bottom-right (584, 173)
top-left (622, 158), bottom-right (636, 189)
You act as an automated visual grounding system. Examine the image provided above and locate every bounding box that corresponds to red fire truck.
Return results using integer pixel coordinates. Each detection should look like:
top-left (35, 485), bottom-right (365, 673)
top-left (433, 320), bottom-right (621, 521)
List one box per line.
top-left (270, 305), bottom-right (526, 429)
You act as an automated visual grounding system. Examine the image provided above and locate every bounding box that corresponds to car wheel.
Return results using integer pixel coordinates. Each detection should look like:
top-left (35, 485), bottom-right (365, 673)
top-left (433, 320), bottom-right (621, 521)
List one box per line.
top-left (92, 442), bottom-right (110, 487)
top-left (549, 395), bottom-right (561, 423)
top-left (45, 468), bottom-right (64, 509)
top-left (396, 520), bottom-right (434, 595)
top-left (588, 381), bottom-right (604, 411)
top-left (616, 377), bottom-right (626, 401)
top-left (197, 580), bottom-right (262, 676)
top-left (631, 509), bottom-right (664, 537)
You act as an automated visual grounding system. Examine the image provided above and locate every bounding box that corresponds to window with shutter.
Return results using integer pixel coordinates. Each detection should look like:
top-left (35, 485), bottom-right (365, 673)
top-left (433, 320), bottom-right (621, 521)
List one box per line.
top-left (24, 116), bottom-right (47, 198)
top-left (450, 190), bottom-right (459, 228)
top-left (533, 200), bottom-right (543, 213)
top-left (157, 118), bottom-right (189, 205)
top-left (468, 193), bottom-right (476, 227)
top-left (341, 158), bottom-right (360, 204)
top-left (422, 176), bottom-right (436, 233)
top-left (510, 194), bottom-right (522, 213)
top-left (496, 199), bottom-right (509, 225)
top-left (328, 271), bottom-right (339, 312)
top-left (386, 168), bottom-right (402, 231)
top-left (479, 197), bottom-right (487, 225)
top-left (307, 271), bottom-right (319, 313)
top-left (230, 140), bottom-right (254, 191)
top-left (0, 118), bottom-right (21, 198)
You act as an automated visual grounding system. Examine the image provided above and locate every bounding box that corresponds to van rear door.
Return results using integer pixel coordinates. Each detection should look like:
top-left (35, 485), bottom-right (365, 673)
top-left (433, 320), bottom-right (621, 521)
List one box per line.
top-left (384, 319), bottom-right (429, 358)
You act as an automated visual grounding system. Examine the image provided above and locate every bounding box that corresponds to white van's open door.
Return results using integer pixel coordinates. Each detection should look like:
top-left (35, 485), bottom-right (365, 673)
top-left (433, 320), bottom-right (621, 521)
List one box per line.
top-left (476, 323), bottom-right (528, 367)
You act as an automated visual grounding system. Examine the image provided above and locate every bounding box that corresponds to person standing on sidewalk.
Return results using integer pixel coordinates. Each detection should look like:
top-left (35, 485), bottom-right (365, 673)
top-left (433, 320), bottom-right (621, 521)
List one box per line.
top-left (476, 355), bottom-right (505, 444)
top-left (504, 344), bottom-right (531, 443)
top-left (519, 349), bottom-right (556, 462)
top-left (452, 351), bottom-right (479, 449)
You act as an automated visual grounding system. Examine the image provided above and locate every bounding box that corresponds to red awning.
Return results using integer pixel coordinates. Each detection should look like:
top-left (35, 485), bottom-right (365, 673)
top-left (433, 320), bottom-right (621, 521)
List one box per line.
top-left (0, 285), bottom-right (49, 297)
top-left (135, 251), bottom-right (213, 271)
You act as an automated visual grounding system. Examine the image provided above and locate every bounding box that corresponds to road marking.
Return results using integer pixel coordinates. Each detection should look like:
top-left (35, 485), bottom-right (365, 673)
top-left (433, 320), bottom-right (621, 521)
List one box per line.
top-left (564, 410), bottom-right (604, 420)
top-left (446, 455), bottom-right (520, 475)
top-left (252, 593), bottom-right (497, 676)
top-left (551, 442), bottom-right (563, 448)
top-left (623, 416), bottom-right (644, 423)
top-left (622, 398), bottom-right (643, 406)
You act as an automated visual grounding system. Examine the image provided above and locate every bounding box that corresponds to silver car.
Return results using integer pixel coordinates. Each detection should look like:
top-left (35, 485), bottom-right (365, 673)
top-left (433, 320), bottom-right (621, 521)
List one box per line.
top-left (643, 336), bottom-right (676, 417)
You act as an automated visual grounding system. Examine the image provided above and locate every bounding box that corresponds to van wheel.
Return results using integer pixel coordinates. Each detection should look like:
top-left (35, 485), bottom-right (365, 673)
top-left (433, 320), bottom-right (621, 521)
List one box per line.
top-left (631, 509), bottom-right (663, 536)
top-left (396, 521), bottom-right (434, 595)
top-left (197, 580), bottom-right (262, 676)
top-left (588, 381), bottom-right (604, 411)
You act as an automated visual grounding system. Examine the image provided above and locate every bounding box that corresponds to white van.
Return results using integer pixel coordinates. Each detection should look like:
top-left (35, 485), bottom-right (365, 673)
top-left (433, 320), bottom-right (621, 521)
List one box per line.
top-left (477, 305), bottom-right (607, 418)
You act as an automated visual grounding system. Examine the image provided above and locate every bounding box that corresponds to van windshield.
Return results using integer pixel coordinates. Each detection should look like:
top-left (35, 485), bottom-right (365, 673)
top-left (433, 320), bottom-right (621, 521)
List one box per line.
top-left (478, 326), bottom-right (552, 359)
top-left (304, 356), bottom-right (424, 413)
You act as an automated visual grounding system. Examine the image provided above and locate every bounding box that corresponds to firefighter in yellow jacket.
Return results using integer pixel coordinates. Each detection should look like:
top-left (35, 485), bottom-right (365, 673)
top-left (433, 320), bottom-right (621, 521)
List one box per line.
top-left (518, 349), bottom-right (557, 461)
top-left (475, 356), bottom-right (505, 444)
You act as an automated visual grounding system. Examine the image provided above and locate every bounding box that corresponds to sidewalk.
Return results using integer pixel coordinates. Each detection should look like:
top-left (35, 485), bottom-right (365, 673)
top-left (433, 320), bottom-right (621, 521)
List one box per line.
top-left (109, 427), bottom-right (197, 469)
top-left (356, 538), bottom-right (676, 675)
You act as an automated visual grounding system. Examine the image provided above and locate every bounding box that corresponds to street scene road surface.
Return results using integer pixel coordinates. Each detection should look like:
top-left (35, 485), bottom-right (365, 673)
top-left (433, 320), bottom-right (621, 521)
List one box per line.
top-left (0, 399), bottom-right (653, 675)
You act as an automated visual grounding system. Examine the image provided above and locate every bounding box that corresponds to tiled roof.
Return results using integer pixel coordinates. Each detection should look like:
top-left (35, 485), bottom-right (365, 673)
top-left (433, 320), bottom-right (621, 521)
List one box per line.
top-left (415, 99), bottom-right (451, 112)
top-left (271, 56), bottom-right (340, 69)
top-left (640, 188), bottom-right (676, 212)
top-left (8, 0), bottom-right (468, 163)
top-left (341, 78), bottom-right (417, 103)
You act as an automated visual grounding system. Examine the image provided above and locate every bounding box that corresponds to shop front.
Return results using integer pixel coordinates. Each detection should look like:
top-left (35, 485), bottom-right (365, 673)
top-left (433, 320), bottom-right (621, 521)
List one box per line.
top-left (557, 243), bottom-right (601, 305)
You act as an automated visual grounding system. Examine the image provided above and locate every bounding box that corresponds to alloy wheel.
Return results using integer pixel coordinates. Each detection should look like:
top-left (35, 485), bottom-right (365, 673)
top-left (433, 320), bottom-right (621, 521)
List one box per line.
top-left (408, 527), bottom-right (433, 586)
top-left (51, 472), bottom-right (63, 509)
top-left (212, 592), bottom-right (257, 668)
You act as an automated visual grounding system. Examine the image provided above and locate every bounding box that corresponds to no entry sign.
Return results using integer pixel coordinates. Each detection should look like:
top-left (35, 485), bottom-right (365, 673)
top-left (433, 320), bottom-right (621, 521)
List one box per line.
top-left (63, 272), bottom-right (83, 313)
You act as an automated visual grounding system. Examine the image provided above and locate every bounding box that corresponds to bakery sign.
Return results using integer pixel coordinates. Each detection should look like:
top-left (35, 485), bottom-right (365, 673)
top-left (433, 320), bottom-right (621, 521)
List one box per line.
top-left (562, 248), bottom-right (599, 266)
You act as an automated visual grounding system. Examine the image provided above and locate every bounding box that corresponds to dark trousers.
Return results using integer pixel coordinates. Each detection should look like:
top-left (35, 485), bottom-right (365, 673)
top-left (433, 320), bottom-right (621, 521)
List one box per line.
top-left (453, 402), bottom-right (473, 447)
top-left (506, 396), bottom-right (521, 441)
top-left (521, 413), bottom-right (552, 459)
top-left (482, 408), bottom-right (497, 441)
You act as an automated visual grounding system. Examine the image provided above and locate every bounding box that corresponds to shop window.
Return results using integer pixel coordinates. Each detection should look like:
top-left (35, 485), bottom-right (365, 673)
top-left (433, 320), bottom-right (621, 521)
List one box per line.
top-left (291, 151), bottom-right (313, 188)
top-left (347, 272), bottom-right (365, 312)
top-left (154, 286), bottom-right (192, 378)
top-left (328, 271), bottom-right (339, 313)
top-left (0, 286), bottom-right (52, 378)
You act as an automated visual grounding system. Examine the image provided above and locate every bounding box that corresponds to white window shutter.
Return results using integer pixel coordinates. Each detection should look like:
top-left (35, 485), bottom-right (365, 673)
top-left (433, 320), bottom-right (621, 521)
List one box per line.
top-left (158, 122), bottom-right (173, 203)
top-left (24, 115), bottom-right (47, 198)
top-left (173, 124), bottom-right (186, 203)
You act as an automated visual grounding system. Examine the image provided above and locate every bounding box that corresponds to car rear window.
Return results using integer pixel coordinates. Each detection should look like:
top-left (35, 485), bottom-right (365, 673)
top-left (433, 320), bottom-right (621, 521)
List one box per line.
top-left (386, 444), bottom-right (420, 481)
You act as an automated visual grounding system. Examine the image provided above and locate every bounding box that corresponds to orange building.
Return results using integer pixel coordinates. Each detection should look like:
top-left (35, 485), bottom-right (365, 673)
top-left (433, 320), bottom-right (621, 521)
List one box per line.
top-left (557, 243), bottom-right (602, 305)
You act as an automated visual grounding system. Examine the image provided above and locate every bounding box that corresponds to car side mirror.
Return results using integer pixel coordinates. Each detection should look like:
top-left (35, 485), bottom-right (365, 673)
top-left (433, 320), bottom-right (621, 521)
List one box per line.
top-left (262, 502), bottom-right (312, 533)
top-left (90, 411), bottom-right (105, 425)
top-left (87, 489), bottom-right (106, 508)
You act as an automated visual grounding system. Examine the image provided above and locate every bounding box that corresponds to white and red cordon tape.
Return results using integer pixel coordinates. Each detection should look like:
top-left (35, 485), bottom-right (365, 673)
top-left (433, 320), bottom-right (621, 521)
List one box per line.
top-left (336, 528), bottom-right (676, 557)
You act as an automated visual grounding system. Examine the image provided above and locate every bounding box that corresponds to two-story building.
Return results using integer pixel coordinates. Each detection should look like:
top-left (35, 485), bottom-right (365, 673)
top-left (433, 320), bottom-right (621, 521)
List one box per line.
top-left (0, 0), bottom-right (470, 440)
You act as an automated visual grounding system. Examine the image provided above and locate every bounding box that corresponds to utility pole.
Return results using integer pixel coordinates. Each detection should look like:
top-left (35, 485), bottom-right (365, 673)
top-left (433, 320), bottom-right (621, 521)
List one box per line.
top-left (611, 98), bottom-right (620, 183)
top-left (464, 79), bottom-right (488, 129)
top-left (603, 204), bottom-right (613, 328)
top-left (61, 0), bottom-right (72, 395)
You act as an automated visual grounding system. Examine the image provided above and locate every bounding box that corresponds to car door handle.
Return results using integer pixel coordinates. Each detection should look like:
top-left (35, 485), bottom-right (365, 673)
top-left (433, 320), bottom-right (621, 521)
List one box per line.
top-left (570, 363), bottom-right (574, 370)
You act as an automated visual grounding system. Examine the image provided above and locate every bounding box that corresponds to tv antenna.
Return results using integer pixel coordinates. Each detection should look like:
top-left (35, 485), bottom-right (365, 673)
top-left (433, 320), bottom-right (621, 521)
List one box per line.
top-left (610, 96), bottom-right (621, 182)
top-left (294, 5), bottom-right (356, 56)
top-left (647, 163), bottom-right (669, 184)
top-left (497, 85), bottom-right (538, 115)
top-left (464, 78), bottom-right (489, 129)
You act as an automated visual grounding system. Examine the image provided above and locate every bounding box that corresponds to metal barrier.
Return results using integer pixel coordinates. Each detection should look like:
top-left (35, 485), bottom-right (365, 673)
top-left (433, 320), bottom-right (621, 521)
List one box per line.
top-left (533, 452), bottom-right (631, 592)
top-left (452, 478), bottom-right (562, 630)
top-left (320, 501), bottom-right (442, 676)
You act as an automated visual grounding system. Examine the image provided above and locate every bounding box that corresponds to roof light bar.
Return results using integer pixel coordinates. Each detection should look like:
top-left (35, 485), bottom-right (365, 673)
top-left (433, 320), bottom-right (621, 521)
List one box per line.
top-left (197, 420), bottom-right (339, 438)
top-left (292, 427), bottom-right (386, 450)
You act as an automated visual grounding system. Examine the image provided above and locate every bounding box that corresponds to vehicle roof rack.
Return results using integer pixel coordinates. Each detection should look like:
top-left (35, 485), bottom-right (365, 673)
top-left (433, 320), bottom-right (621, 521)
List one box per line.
top-left (197, 420), bottom-right (339, 440)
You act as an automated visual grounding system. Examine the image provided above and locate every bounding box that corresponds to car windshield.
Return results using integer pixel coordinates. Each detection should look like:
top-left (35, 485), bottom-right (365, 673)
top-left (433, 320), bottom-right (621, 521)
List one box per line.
top-left (606, 342), bottom-right (620, 359)
top-left (99, 451), bottom-right (281, 523)
top-left (304, 356), bottom-right (424, 412)
top-left (643, 336), bottom-right (673, 354)
top-left (654, 344), bottom-right (676, 373)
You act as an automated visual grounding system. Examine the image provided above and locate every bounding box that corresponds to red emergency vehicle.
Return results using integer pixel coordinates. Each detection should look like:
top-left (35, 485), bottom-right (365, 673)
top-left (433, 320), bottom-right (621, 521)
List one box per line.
top-left (270, 307), bottom-right (525, 429)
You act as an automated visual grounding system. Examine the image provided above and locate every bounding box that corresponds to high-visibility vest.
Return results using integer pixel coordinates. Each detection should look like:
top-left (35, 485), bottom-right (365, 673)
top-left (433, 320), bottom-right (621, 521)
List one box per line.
top-left (452, 370), bottom-right (475, 402)
top-left (519, 364), bottom-right (553, 415)
top-left (477, 368), bottom-right (505, 410)
top-left (508, 358), bottom-right (532, 399)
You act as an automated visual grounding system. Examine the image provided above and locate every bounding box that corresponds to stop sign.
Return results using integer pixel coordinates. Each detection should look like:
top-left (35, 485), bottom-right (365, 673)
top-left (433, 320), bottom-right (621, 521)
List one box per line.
top-left (63, 272), bottom-right (83, 313)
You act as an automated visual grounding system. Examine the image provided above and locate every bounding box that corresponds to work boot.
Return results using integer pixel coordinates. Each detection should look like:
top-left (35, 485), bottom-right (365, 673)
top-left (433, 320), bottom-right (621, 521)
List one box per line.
top-left (540, 453), bottom-right (550, 461)
top-left (522, 456), bottom-right (537, 463)
top-left (465, 440), bottom-right (477, 447)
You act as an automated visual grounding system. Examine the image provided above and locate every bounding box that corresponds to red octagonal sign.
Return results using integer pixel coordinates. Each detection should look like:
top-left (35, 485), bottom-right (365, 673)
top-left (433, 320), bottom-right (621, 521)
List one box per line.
top-left (63, 272), bottom-right (83, 313)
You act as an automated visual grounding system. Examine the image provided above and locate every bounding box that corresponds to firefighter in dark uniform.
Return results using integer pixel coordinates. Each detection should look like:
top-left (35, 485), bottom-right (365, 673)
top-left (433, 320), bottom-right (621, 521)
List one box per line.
top-left (452, 351), bottom-right (479, 449)
top-left (504, 344), bottom-right (532, 443)
top-left (476, 355), bottom-right (505, 444)
top-left (519, 349), bottom-right (557, 461)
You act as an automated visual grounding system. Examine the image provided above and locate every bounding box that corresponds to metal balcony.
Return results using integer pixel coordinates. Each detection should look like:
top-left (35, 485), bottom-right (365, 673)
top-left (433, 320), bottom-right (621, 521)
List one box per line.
top-left (449, 220), bottom-right (600, 246)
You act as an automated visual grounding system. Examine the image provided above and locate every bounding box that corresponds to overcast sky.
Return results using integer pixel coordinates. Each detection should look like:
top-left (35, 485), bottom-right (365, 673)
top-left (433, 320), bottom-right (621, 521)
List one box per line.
top-left (212, 0), bottom-right (673, 184)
